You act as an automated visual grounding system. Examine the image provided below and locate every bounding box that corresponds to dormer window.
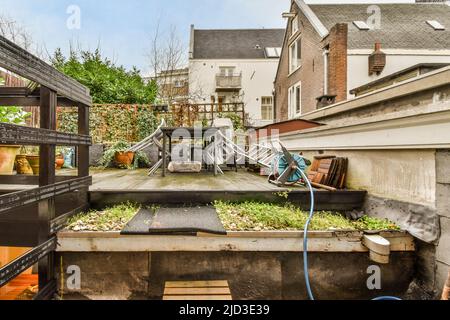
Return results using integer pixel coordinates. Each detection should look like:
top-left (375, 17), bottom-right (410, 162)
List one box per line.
top-left (426, 20), bottom-right (445, 31)
top-left (353, 21), bottom-right (370, 30)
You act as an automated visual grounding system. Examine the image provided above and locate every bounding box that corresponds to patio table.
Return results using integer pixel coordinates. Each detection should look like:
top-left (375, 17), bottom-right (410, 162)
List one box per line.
top-left (161, 127), bottom-right (220, 177)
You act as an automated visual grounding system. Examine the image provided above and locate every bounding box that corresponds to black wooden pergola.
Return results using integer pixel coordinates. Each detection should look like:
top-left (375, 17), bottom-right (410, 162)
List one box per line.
top-left (0, 35), bottom-right (92, 299)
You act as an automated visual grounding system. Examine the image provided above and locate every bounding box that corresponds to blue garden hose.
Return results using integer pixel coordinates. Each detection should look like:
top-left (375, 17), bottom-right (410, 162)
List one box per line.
top-left (372, 296), bottom-right (402, 301)
top-left (296, 167), bottom-right (316, 301)
top-left (295, 167), bottom-right (401, 301)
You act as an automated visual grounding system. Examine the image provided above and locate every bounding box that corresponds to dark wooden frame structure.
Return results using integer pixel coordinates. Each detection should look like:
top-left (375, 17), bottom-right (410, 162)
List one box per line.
top-left (0, 35), bottom-right (92, 299)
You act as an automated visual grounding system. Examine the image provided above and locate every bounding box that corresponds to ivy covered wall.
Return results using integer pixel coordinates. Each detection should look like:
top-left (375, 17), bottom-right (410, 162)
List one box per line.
top-left (57, 105), bottom-right (161, 144)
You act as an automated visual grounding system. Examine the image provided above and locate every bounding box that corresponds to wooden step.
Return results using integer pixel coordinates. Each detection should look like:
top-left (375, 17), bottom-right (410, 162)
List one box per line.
top-left (163, 280), bottom-right (232, 301)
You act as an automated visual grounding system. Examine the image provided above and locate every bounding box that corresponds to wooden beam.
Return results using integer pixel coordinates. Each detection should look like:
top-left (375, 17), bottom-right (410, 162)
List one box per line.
top-left (56, 231), bottom-right (415, 253)
top-left (0, 35), bottom-right (92, 106)
top-left (77, 105), bottom-right (90, 178)
top-left (0, 238), bottom-right (56, 287)
top-left (0, 96), bottom-right (85, 107)
top-left (0, 123), bottom-right (92, 146)
top-left (38, 86), bottom-right (57, 291)
top-left (0, 176), bottom-right (93, 216)
top-left (0, 87), bottom-right (34, 96)
top-left (0, 175), bottom-right (81, 186)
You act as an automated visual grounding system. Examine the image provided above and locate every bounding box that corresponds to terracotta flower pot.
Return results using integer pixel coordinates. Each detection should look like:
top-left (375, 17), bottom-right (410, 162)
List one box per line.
top-left (0, 145), bottom-right (21, 175)
top-left (55, 155), bottom-right (65, 170)
top-left (26, 155), bottom-right (40, 175)
top-left (114, 151), bottom-right (135, 167)
top-left (15, 154), bottom-right (34, 175)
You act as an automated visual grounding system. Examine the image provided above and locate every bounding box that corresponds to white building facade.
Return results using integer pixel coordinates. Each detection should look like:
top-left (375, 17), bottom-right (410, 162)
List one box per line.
top-left (188, 26), bottom-right (285, 127)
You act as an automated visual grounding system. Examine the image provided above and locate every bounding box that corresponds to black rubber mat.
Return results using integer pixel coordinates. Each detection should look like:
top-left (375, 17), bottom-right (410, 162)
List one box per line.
top-left (121, 206), bottom-right (227, 236)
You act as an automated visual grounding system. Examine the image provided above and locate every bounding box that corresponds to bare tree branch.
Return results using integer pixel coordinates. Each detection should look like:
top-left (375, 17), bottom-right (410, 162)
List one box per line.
top-left (147, 23), bottom-right (191, 105)
top-left (0, 14), bottom-right (42, 58)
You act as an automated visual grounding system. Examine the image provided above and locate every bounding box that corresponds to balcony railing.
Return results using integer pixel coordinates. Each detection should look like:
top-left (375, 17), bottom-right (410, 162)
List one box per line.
top-left (216, 73), bottom-right (242, 91)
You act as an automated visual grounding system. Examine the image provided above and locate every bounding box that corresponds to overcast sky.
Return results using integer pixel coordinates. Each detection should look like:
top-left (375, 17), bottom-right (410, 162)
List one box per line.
top-left (0, 0), bottom-right (415, 75)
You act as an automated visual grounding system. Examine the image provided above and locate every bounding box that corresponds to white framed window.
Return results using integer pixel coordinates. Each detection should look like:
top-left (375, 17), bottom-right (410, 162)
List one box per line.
top-left (219, 66), bottom-right (236, 76)
top-left (261, 96), bottom-right (274, 121)
top-left (291, 16), bottom-right (299, 36)
top-left (289, 37), bottom-right (302, 74)
top-left (288, 82), bottom-right (301, 118)
top-left (174, 80), bottom-right (184, 88)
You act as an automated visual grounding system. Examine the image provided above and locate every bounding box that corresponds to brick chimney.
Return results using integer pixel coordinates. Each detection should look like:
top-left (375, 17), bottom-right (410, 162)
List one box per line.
top-left (369, 42), bottom-right (386, 76)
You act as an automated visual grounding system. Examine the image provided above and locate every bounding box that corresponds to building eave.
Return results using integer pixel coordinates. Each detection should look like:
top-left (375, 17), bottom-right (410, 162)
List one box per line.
top-left (294, 0), bottom-right (329, 38)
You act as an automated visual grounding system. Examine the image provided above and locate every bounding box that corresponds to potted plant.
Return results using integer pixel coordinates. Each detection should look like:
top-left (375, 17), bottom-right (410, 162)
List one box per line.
top-left (55, 147), bottom-right (69, 170)
top-left (99, 141), bottom-right (150, 169)
top-left (15, 146), bottom-right (33, 175)
top-left (26, 147), bottom-right (40, 175)
top-left (55, 153), bottom-right (65, 170)
top-left (0, 107), bottom-right (31, 175)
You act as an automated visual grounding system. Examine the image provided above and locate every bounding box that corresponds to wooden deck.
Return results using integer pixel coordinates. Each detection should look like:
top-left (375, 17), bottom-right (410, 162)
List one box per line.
top-left (0, 169), bottom-right (368, 211)
top-left (87, 169), bottom-right (367, 211)
top-left (90, 169), bottom-right (284, 192)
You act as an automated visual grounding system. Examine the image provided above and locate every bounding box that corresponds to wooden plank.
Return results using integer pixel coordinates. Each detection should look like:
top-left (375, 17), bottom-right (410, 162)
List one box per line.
top-left (0, 176), bottom-right (92, 216)
top-left (77, 105), bottom-right (90, 178)
top-left (166, 280), bottom-right (229, 288)
top-left (0, 175), bottom-right (82, 186)
top-left (0, 123), bottom-right (92, 146)
top-left (38, 86), bottom-right (57, 291)
top-left (164, 287), bottom-right (231, 295)
top-left (0, 35), bottom-right (92, 106)
top-left (0, 96), bottom-right (84, 107)
top-left (164, 295), bottom-right (232, 301)
top-left (0, 238), bottom-right (56, 287)
top-left (56, 232), bottom-right (415, 253)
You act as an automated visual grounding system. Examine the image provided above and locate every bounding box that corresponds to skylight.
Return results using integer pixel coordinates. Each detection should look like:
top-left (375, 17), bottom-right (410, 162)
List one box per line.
top-left (426, 20), bottom-right (445, 31)
top-left (265, 47), bottom-right (282, 58)
top-left (353, 21), bottom-right (370, 30)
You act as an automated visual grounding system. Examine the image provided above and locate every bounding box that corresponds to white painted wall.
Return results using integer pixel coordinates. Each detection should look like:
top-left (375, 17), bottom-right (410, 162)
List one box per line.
top-left (347, 50), bottom-right (450, 97)
top-left (189, 59), bottom-right (279, 127)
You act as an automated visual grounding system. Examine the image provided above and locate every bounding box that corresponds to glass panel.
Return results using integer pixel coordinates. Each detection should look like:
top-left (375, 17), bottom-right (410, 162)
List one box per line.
top-left (296, 85), bottom-right (301, 114)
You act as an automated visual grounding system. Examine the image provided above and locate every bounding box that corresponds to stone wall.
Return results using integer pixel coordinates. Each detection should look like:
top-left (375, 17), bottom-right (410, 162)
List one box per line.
top-left (57, 251), bottom-right (415, 300)
top-left (435, 150), bottom-right (450, 297)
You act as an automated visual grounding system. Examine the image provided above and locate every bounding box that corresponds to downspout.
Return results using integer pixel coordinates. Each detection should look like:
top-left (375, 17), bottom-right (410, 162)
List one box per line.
top-left (323, 49), bottom-right (329, 95)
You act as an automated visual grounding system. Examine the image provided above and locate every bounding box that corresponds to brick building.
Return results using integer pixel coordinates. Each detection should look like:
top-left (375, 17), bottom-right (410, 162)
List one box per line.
top-left (274, 1), bottom-right (450, 122)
